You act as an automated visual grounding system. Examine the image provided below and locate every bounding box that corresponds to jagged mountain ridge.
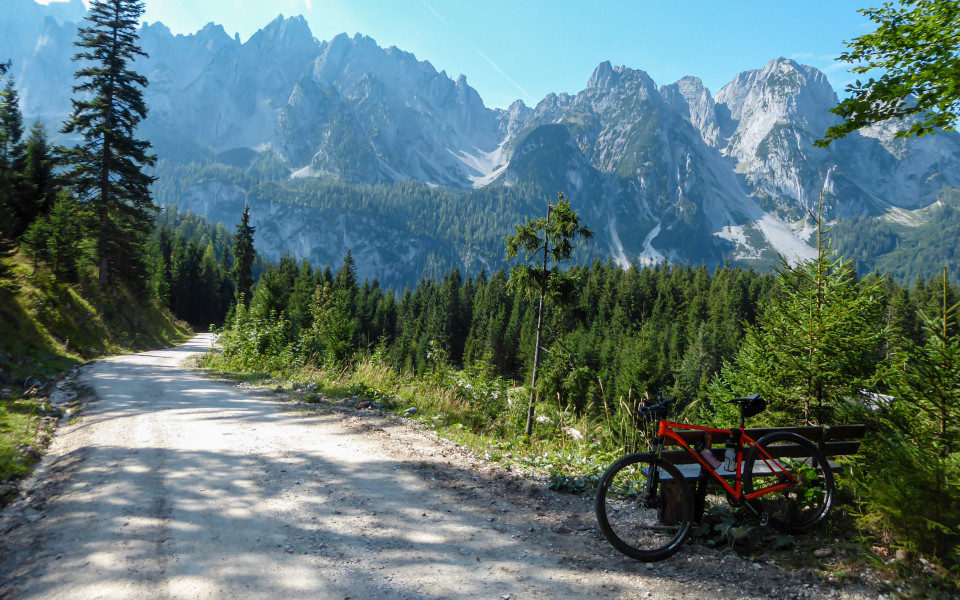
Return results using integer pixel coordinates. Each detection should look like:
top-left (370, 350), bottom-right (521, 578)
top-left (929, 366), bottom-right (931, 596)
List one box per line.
top-left (4, 0), bottom-right (959, 285)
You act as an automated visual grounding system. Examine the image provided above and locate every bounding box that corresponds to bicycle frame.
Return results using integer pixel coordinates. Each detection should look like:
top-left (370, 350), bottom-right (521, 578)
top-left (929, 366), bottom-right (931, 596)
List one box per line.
top-left (654, 420), bottom-right (797, 502)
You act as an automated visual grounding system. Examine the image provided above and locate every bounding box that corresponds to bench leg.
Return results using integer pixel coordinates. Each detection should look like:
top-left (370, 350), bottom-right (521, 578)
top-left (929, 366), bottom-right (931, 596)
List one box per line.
top-left (658, 480), bottom-right (686, 525)
top-left (659, 475), bottom-right (709, 525)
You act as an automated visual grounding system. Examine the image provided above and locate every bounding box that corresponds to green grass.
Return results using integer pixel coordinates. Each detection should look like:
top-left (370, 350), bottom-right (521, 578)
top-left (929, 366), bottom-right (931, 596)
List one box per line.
top-left (0, 250), bottom-right (191, 485)
top-left (0, 396), bottom-right (47, 484)
top-left (0, 252), bottom-right (191, 377)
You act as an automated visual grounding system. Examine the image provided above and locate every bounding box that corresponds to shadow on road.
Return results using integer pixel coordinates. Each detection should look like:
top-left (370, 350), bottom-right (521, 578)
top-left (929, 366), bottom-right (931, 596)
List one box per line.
top-left (0, 336), bottom-right (812, 600)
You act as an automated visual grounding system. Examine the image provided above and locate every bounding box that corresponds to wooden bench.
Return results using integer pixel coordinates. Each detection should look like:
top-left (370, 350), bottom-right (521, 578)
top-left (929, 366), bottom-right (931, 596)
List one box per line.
top-left (657, 424), bottom-right (866, 522)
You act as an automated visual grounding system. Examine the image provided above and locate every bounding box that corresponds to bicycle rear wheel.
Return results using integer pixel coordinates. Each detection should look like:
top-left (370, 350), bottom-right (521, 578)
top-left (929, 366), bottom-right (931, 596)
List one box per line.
top-left (743, 431), bottom-right (834, 534)
top-left (595, 453), bottom-right (693, 561)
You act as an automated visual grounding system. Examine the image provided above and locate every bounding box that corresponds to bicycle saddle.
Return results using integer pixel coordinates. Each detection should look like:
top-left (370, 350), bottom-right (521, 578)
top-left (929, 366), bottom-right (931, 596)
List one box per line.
top-left (726, 393), bottom-right (766, 418)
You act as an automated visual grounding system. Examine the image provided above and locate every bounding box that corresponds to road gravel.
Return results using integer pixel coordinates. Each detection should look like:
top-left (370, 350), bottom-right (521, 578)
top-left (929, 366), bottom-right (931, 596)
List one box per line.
top-left (0, 335), bottom-right (878, 599)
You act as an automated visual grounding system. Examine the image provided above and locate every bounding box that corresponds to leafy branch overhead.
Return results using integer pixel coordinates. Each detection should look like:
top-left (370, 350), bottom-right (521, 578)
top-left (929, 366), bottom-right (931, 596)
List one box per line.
top-left (818, 0), bottom-right (960, 145)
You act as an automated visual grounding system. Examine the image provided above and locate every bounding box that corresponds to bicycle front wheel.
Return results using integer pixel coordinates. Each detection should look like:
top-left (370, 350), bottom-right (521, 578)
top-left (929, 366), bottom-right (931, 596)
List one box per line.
top-left (743, 431), bottom-right (834, 534)
top-left (595, 453), bottom-right (693, 561)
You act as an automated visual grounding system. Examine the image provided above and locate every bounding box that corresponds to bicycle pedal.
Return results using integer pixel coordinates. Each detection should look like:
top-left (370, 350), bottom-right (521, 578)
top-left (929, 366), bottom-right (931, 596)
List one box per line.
top-left (760, 512), bottom-right (770, 526)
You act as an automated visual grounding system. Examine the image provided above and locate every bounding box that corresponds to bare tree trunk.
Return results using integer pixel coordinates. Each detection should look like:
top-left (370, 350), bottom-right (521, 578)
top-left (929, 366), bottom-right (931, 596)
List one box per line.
top-left (524, 204), bottom-right (551, 436)
top-left (525, 291), bottom-right (545, 436)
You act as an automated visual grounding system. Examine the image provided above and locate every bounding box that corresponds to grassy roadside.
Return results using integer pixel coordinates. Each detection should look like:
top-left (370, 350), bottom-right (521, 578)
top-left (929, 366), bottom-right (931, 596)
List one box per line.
top-left (0, 251), bottom-right (191, 496)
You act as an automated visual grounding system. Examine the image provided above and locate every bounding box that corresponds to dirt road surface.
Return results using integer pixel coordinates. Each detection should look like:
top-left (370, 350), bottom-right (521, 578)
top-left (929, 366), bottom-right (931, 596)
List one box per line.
top-left (0, 335), bottom-right (877, 599)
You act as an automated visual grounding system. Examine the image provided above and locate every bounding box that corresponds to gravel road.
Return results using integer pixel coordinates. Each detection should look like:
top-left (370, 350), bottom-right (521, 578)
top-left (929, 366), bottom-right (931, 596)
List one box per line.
top-left (0, 335), bottom-right (879, 599)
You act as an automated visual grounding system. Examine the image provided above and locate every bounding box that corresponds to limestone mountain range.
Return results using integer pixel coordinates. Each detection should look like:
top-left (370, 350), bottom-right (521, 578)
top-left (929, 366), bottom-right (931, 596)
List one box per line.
top-left (4, 0), bottom-right (958, 284)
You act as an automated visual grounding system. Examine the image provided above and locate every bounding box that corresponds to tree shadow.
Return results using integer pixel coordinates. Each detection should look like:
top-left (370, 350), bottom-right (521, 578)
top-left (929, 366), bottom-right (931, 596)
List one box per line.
top-left (0, 336), bottom-right (823, 599)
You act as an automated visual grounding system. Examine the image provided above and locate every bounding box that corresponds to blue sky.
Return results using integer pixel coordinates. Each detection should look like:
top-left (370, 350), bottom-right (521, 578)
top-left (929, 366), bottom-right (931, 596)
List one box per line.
top-left (42, 0), bottom-right (876, 109)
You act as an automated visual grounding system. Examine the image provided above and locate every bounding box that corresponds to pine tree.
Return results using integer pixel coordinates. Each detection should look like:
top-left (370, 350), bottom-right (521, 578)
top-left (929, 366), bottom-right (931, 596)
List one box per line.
top-left (0, 63), bottom-right (17, 281)
top-left (21, 122), bottom-right (57, 228)
top-left (303, 281), bottom-right (356, 363)
top-left (287, 259), bottom-right (317, 335)
top-left (61, 0), bottom-right (156, 289)
top-left (882, 269), bottom-right (960, 563)
top-left (505, 191), bottom-right (593, 435)
top-left (231, 205), bottom-right (256, 307)
top-left (147, 225), bottom-right (173, 306)
top-left (0, 76), bottom-right (26, 235)
top-left (715, 196), bottom-right (886, 425)
top-left (334, 249), bottom-right (359, 298)
top-left (21, 191), bottom-right (84, 280)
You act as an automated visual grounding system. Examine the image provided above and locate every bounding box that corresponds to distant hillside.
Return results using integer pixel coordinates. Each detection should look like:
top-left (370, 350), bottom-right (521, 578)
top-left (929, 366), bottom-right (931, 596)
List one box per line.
top-left (831, 189), bottom-right (960, 284)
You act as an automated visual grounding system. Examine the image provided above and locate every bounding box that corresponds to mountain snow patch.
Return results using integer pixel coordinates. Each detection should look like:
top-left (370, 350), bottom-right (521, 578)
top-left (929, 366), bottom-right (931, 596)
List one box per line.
top-left (462, 139), bottom-right (509, 188)
top-left (638, 223), bottom-right (666, 266)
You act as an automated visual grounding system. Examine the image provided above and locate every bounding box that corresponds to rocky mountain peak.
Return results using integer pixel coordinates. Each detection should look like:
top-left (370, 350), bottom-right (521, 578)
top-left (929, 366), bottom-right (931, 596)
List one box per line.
top-left (584, 62), bottom-right (658, 108)
top-left (587, 61), bottom-right (619, 90)
top-left (717, 58), bottom-right (837, 126)
top-left (247, 14), bottom-right (318, 54)
top-left (716, 57), bottom-right (840, 162)
top-left (195, 22), bottom-right (233, 46)
top-left (141, 20), bottom-right (173, 37)
top-left (661, 76), bottom-right (721, 147)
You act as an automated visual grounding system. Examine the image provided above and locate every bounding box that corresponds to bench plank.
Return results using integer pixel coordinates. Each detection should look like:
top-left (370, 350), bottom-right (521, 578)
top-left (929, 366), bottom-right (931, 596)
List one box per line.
top-left (662, 441), bottom-right (859, 466)
top-left (652, 458), bottom-right (842, 482)
top-left (659, 425), bottom-right (864, 456)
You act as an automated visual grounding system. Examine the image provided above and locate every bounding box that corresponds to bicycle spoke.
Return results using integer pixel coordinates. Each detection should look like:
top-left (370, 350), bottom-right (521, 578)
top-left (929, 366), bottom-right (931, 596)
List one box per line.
top-left (744, 432), bottom-right (834, 534)
top-left (596, 454), bottom-right (693, 561)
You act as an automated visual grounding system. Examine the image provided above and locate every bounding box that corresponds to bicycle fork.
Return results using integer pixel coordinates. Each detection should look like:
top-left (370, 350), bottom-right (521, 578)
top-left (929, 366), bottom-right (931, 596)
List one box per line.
top-left (644, 437), bottom-right (665, 509)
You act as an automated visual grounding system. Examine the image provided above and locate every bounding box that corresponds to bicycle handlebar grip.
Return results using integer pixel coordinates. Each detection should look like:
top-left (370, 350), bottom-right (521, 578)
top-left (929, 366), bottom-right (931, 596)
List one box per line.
top-left (638, 396), bottom-right (675, 418)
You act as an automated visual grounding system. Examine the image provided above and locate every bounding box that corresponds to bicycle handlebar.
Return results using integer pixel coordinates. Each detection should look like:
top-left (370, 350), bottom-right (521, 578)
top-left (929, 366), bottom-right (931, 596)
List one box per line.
top-left (638, 396), bottom-right (674, 419)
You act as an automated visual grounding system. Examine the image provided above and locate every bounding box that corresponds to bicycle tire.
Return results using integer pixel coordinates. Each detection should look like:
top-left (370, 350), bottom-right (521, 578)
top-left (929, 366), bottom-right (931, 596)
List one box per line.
top-left (595, 453), bottom-right (694, 561)
top-left (743, 431), bottom-right (835, 534)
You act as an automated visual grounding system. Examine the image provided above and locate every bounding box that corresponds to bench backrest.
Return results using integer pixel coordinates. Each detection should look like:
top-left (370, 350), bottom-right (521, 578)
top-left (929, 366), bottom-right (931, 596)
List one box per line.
top-left (660, 424), bottom-right (865, 465)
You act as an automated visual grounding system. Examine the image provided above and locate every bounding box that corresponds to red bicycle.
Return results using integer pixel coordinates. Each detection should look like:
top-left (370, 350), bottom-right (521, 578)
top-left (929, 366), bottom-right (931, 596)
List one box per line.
top-left (595, 394), bottom-right (835, 561)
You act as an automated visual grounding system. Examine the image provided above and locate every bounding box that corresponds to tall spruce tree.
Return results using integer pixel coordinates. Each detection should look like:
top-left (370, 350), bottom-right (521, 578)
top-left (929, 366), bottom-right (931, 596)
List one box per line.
top-left (232, 205), bottom-right (256, 307)
top-left (861, 269), bottom-right (960, 565)
top-left (0, 75), bottom-right (26, 234)
top-left (0, 62), bottom-right (15, 281)
top-left (22, 122), bottom-right (58, 226)
top-left (505, 191), bottom-right (593, 435)
top-left (61, 0), bottom-right (155, 289)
